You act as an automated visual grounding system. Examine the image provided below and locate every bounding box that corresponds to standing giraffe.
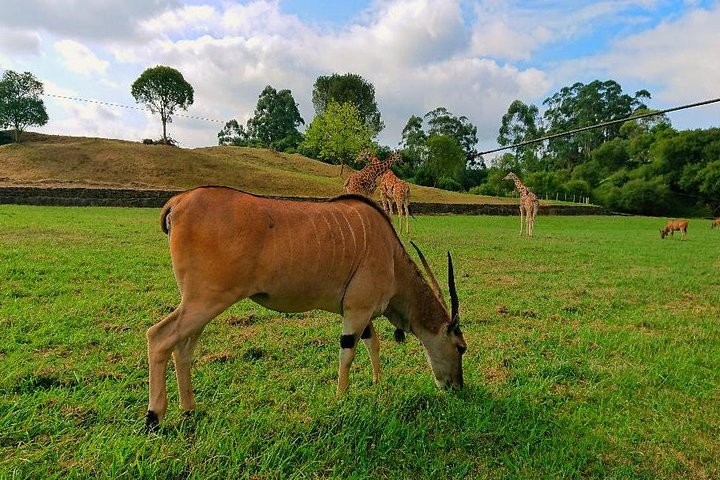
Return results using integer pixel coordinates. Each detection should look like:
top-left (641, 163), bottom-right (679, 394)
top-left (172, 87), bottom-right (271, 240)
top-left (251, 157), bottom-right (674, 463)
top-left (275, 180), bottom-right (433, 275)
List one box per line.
top-left (503, 172), bottom-right (539, 237)
top-left (343, 151), bottom-right (401, 197)
top-left (379, 169), bottom-right (411, 235)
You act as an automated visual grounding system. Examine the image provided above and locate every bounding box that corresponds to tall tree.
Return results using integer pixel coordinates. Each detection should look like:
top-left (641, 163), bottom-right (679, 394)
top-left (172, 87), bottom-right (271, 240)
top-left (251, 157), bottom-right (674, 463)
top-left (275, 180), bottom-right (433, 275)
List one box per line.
top-left (217, 119), bottom-right (249, 146)
top-left (245, 85), bottom-right (304, 151)
top-left (542, 80), bottom-right (649, 167)
top-left (0, 70), bottom-right (48, 142)
top-left (497, 99), bottom-right (541, 171)
top-left (424, 107), bottom-right (478, 158)
top-left (131, 65), bottom-right (194, 144)
top-left (425, 135), bottom-right (465, 187)
top-left (398, 114), bottom-right (427, 175)
top-left (312, 73), bottom-right (384, 135)
top-left (398, 108), bottom-right (479, 184)
top-left (299, 101), bottom-right (374, 172)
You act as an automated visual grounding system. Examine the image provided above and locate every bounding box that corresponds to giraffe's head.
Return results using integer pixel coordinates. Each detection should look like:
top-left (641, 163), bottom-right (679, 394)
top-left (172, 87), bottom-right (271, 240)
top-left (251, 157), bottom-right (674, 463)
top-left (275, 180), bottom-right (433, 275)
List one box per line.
top-left (356, 149), bottom-right (374, 164)
top-left (503, 172), bottom-right (518, 181)
top-left (386, 150), bottom-right (403, 166)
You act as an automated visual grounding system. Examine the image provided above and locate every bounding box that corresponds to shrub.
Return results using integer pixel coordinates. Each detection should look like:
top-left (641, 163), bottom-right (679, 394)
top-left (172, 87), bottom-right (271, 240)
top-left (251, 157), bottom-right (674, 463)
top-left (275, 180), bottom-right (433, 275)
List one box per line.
top-left (437, 176), bottom-right (463, 192)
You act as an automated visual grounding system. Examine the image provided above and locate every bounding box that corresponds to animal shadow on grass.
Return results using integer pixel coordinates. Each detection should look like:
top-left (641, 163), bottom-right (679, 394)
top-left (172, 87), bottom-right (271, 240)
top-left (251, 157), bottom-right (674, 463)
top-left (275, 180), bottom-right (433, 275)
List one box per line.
top-left (377, 385), bottom-right (606, 475)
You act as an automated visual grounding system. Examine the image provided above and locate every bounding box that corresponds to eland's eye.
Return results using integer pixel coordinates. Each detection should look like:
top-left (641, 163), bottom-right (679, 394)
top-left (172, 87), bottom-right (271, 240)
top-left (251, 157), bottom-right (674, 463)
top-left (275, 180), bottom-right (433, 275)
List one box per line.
top-left (457, 345), bottom-right (467, 355)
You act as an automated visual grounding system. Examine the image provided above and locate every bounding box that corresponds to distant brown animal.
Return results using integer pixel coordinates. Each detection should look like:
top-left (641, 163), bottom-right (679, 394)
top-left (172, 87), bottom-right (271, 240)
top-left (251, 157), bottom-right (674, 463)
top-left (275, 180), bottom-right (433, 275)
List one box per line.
top-left (712, 218), bottom-right (720, 228)
top-left (145, 186), bottom-right (466, 430)
top-left (660, 219), bottom-right (688, 240)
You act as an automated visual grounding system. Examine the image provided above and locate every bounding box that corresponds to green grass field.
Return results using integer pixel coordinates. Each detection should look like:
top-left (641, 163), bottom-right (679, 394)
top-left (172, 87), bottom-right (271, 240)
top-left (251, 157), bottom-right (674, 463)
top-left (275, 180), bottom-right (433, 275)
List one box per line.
top-left (1, 205), bottom-right (718, 479)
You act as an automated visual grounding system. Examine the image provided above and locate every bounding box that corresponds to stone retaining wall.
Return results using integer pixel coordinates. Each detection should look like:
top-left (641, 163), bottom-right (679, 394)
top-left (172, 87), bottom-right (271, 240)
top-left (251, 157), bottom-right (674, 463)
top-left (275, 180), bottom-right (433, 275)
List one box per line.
top-left (0, 186), bottom-right (606, 215)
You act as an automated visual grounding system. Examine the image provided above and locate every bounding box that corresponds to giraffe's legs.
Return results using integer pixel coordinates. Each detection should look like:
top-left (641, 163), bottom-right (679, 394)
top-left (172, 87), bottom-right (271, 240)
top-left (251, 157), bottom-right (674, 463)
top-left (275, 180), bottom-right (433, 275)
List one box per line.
top-left (518, 205), bottom-right (525, 236)
top-left (530, 205), bottom-right (538, 237)
top-left (403, 198), bottom-right (410, 235)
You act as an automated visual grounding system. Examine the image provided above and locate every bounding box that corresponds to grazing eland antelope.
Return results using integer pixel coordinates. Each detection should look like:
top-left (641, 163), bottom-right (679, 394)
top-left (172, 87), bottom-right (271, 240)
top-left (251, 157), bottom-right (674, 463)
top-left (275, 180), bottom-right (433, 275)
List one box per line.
top-left (660, 219), bottom-right (688, 240)
top-left (145, 186), bottom-right (467, 430)
top-left (711, 218), bottom-right (720, 228)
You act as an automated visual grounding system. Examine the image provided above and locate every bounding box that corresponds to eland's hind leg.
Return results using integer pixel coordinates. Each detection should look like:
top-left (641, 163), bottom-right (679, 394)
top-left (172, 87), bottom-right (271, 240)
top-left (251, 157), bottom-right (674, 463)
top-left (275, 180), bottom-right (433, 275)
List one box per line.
top-left (146, 298), bottom-right (234, 430)
top-left (173, 332), bottom-right (201, 412)
top-left (146, 308), bottom-right (181, 428)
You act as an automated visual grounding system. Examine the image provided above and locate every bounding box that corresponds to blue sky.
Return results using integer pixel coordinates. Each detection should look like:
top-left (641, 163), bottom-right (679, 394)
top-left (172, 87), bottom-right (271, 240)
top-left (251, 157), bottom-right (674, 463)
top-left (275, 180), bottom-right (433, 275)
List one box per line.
top-left (1, 0), bottom-right (719, 155)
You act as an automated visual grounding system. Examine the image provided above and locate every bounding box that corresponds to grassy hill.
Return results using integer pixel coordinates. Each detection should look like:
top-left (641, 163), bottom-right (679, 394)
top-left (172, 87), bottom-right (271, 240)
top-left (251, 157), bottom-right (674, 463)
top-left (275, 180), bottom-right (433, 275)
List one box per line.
top-left (0, 132), bottom-right (516, 205)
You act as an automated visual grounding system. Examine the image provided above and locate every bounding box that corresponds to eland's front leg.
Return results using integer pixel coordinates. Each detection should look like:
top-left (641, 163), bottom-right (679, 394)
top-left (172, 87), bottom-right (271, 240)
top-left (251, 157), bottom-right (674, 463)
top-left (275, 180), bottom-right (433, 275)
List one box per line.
top-left (361, 323), bottom-right (381, 384)
top-left (336, 307), bottom-right (376, 395)
top-left (337, 331), bottom-right (358, 395)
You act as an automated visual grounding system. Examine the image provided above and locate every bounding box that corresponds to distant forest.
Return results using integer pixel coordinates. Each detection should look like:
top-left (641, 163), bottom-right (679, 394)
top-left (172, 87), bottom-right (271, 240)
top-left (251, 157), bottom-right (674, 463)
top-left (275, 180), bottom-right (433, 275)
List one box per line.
top-left (220, 76), bottom-right (719, 217)
top-left (470, 80), bottom-right (720, 218)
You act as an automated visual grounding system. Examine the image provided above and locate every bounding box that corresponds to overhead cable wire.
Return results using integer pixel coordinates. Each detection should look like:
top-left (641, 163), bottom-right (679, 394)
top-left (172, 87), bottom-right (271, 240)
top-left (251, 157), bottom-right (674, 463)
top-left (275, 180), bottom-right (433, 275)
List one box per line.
top-left (43, 93), bottom-right (225, 123)
top-left (474, 97), bottom-right (720, 157)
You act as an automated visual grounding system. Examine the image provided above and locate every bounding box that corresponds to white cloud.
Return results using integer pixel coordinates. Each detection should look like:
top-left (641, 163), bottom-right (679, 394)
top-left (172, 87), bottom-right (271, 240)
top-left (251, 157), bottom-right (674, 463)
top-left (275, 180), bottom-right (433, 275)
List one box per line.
top-left (0, 0), bottom-right (179, 41)
top-left (6, 0), bottom-right (716, 150)
top-left (140, 5), bottom-right (219, 37)
top-left (0, 28), bottom-right (41, 57)
top-left (54, 40), bottom-right (109, 76)
top-left (561, 3), bottom-right (720, 105)
top-left (115, 0), bottom-right (544, 146)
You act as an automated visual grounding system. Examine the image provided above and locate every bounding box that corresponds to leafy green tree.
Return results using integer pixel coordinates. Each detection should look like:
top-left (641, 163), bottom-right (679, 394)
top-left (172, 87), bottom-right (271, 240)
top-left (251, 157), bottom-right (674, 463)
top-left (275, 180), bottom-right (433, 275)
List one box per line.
top-left (0, 70), bottom-right (48, 142)
top-left (424, 107), bottom-right (478, 159)
top-left (563, 179), bottom-right (592, 198)
top-left (131, 65), bottom-right (194, 144)
top-left (697, 160), bottom-right (720, 214)
top-left (620, 110), bottom-right (673, 165)
top-left (542, 80), bottom-right (649, 167)
top-left (424, 135), bottom-right (465, 187)
top-left (299, 101), bottom-right (374, 172)
top-left (617, 177), bottom-right (672, 216)
top-left (246, 85), bottom-right (304, 151)
top-left (312, 73), bottom-right (383, 135)
top-left (470, 167), bottom-right (514, 196)
top-left (399, 108), bottom-right (479, 184)
top-left (398, 115), bottom-right (427, 176)
top-left (217, 119), bottom-right (249, 146)
top-left (525, 170), bottom-right (569, 197)
top-left (497, 99), bottom-right (541, 171)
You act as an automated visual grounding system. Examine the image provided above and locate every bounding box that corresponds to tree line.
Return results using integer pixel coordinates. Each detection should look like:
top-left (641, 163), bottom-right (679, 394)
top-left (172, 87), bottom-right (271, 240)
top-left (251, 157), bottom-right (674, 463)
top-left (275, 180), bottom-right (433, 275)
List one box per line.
top-left (1, 67), bottom-right (717, 216)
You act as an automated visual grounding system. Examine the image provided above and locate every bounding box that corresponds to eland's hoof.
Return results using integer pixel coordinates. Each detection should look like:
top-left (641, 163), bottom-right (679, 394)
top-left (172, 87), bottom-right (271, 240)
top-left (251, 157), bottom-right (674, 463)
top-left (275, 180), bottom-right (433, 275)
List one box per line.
top-left (145, 410), bottom-right (160, 432)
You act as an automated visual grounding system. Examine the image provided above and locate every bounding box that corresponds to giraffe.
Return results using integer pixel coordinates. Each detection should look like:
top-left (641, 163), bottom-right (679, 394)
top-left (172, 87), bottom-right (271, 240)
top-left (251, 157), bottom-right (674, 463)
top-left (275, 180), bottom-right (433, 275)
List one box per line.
top-left (379, 169), bottom-right (411, 235)
top-left (503, 172), bottom-right (539, 237)
top-left (343, 151), bottom-right (401, 197)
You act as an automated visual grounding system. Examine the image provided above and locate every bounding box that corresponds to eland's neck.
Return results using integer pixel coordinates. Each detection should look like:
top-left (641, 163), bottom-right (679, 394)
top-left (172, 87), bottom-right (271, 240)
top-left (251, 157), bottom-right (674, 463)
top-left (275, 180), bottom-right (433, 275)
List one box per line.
top-left (386, 252), bottom-right (446, 338)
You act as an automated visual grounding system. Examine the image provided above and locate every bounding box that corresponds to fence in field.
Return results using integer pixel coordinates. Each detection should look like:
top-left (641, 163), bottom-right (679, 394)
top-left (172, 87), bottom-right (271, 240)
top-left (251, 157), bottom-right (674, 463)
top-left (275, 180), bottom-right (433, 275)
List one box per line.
top-left (0, 186), bottom-right (606, 215)
top-left (506, 190), bottom-right (593, 205)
